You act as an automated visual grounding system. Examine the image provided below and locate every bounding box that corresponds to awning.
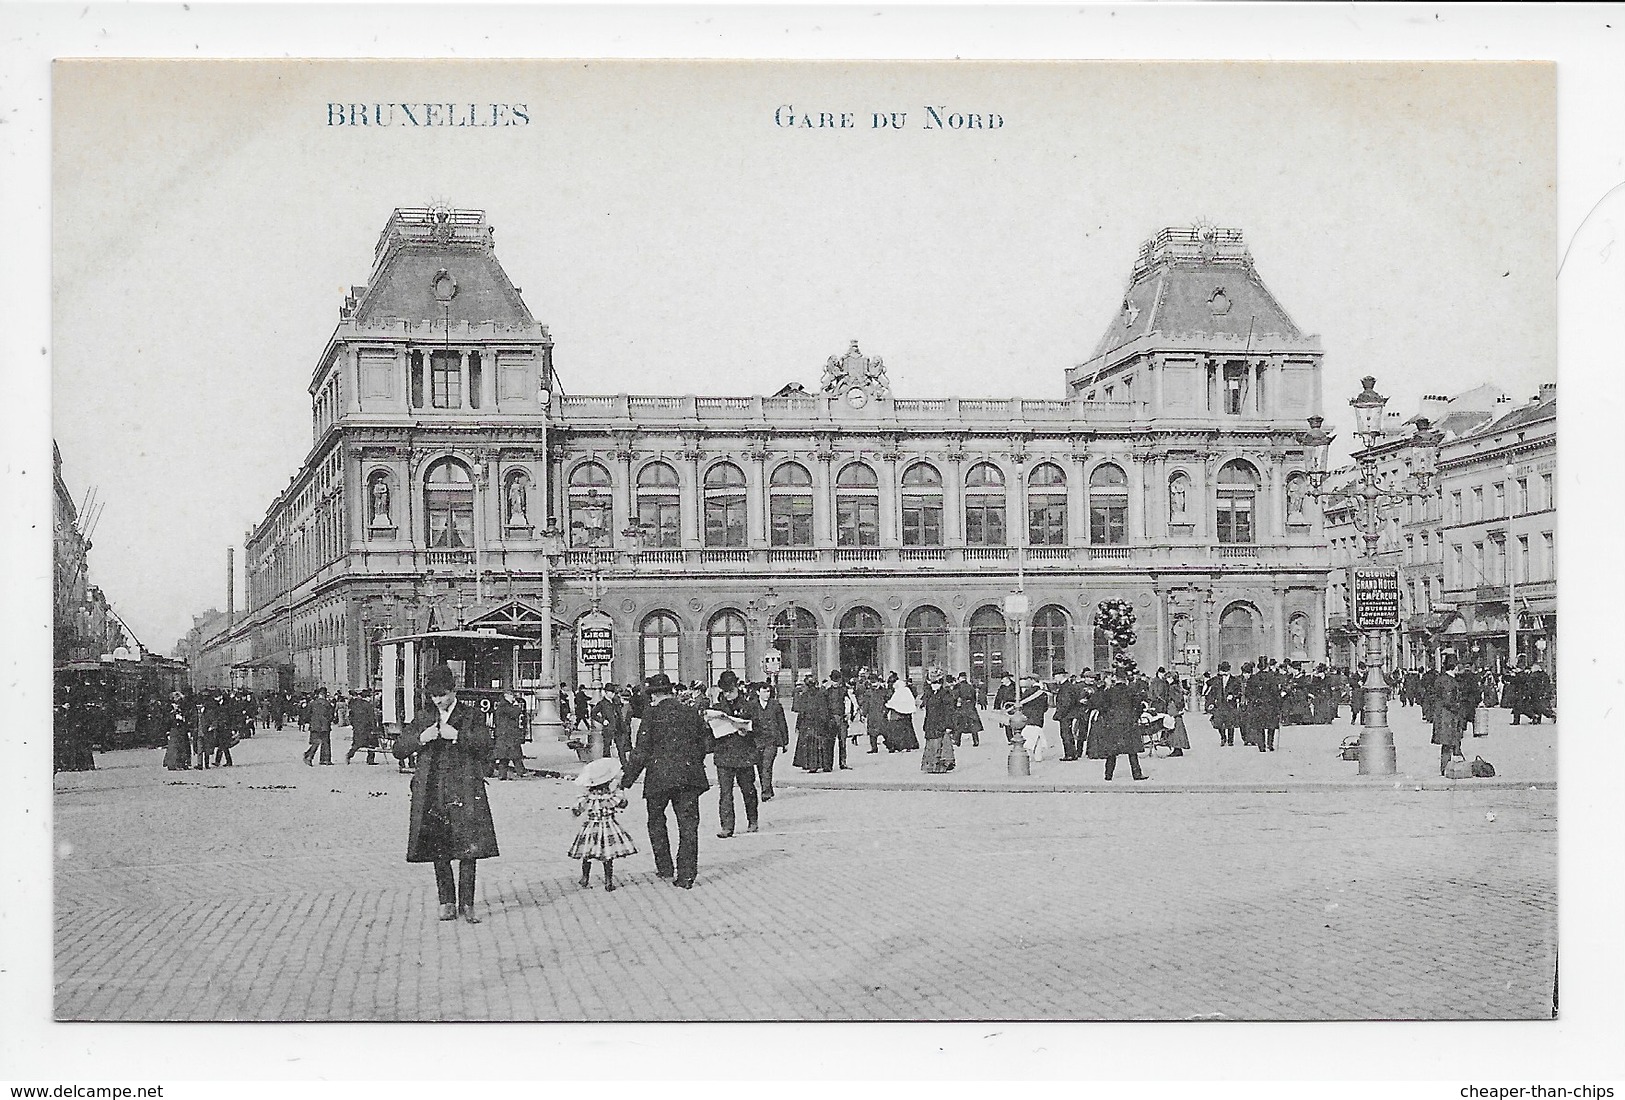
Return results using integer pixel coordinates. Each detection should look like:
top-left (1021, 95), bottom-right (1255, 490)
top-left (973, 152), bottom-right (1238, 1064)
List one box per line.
top-left (377, 629), bottom-right (532, 645)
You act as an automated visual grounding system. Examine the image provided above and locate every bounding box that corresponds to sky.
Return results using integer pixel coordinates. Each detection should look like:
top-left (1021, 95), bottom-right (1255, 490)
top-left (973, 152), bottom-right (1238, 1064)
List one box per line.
top-left (52, 59), bottom-right (1556, 653)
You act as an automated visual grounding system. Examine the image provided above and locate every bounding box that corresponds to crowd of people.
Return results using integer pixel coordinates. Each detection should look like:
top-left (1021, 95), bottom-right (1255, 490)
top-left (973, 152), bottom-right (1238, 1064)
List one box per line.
top-left (103, 652), bottom-right (1557, 919)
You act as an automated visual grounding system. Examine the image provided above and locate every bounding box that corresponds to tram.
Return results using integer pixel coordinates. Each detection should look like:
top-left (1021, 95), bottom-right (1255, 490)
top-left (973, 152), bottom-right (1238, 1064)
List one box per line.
top-left (376, 628), bottom-right (533, 744)
top-left (54, 653), bottom-right (190, 751)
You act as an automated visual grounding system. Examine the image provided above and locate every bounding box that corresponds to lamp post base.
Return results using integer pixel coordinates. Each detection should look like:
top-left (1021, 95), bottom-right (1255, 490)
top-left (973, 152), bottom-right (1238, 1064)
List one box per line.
top-left (1357, 736), bottom-right (1398, 776)
top-left (530, 685), bottom-right (564, 746)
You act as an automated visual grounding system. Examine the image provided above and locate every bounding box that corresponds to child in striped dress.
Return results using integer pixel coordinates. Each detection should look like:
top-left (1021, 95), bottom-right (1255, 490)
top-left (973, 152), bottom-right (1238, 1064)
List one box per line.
top-left (569, 757), bottom-right (638, 891)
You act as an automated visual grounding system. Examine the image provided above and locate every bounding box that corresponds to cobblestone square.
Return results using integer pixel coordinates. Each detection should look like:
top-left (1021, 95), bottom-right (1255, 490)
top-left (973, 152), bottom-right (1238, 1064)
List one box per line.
top-left (53, 708), bottom-right (1557, 1022)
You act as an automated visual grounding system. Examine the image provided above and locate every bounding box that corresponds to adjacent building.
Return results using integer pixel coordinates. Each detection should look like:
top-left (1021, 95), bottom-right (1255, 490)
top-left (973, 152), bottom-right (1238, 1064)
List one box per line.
top-left (210, 208), bottom-right (1336, 699)
top-left (1437, 385), bottom-right (1557, 674)
top-left (1322, 385), bottom-right (1519, 669)
top-left (53, 442), bottom-right (132, 664)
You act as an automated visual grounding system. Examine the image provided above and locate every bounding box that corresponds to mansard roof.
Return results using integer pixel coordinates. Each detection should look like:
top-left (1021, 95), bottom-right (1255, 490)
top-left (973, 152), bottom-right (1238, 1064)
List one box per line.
top-left (347, 207), bottom-right (534, 327)
top-left (1086, 226), bottom-right (1311, 364)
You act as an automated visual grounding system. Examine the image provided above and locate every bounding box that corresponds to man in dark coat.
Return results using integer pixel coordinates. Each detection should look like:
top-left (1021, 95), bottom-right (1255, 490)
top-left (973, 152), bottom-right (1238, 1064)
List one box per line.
top-left (993, 673), bottom-right (1016, 712)
top-left (1086, 666), bottom-right (1148, 781)
top-left (708, 671), bottom-right (760, 837)
top-left (491, 690), bottom-right (528, 778)
top-left (1522, 666), bottom-right (1555, 723)
top-left (746, 681), bottom-right (790, 800)
top-left (1053, 672), bottom-right (1083, 761)
top-left (394, 666), bottom-right (498, 923)
top-left (303, 687), bottom-right (335, 766)
top-left (620, 672), bottom-right (713, 889)
top-left (1252, 657), bottom-right (1284, 752)
top-left (593, 683), bottom-right (634, 762)
top-left (345, 690), bottom-right (381, 765)
top-left (827, 669), bottom-right (853, 770)
top-left (1204, 662), bottom-right (1243, 746)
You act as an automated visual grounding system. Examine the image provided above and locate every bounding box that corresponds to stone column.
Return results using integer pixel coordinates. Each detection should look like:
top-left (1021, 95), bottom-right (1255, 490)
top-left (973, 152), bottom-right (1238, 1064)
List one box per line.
top-left (944, 454), bottom-right (965, 547)
top-left (1007, 462), bottom-right (1025, 549)
top-left (1268, 457), bottom-right (1286, 542)
top-left (1127, 453), bottom-right (1147, 543)
top-left (879, 452), bottom-right (900, 546)
top-left (1067, 450), bottom-right (1088, 547)
top-left (748, 450), bottom-right (768, 548)
top-left (813, 451), bottom-right (834, 546)
top-left (1272, 584), bottom-right (1289, 663)
top-left (818, 627), bottom-right (839, 677)
top-left (1155, 585), bottom-right (1172, 668)
top-left (616, 447), bottom-right (635, 544)
top-left (884, 627), bottom-right (905, 673)
top-left (682, 449), bottom-right (702, 548)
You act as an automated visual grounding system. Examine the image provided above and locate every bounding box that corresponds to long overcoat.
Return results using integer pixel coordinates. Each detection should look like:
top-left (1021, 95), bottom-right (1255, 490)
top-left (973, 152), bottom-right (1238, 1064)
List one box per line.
top-left (1085, 682), bottom-right (1146, 758)
top-left (348, 695), bottom-right (380, 750)
top-left (622, 697), bottom-right (713, 798)
top-left (1428, 672), bottom-right (1469, 750)
top-left (492, 697), bottom-right (526, 760)
top-left (395, 700), bottom-right (499, 863)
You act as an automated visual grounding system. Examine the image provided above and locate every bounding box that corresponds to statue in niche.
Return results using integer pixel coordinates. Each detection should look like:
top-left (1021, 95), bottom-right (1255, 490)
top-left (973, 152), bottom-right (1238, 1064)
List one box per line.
top-left (506, 475), bottom-right (530, 527)
top-left (369, 478), bottom-right (392, 527)
top-left (1172, 614), bottom-right (1194, 655)
top-left (1168, 473), bottom-right (1190, 520)
top-left (1287, 476), bottom-right (1307, 518)
top-left (1289, 618), bottom-right (1309, 660)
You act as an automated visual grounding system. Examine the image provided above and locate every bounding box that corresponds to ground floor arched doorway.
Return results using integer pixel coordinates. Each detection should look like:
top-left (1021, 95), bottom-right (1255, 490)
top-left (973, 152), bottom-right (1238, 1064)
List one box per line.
top-left (1219, 603), bottom-right (1261, 671)
top-left (838, 606), bottom-right (882, 674)
top-left (968, 605), bottom-right (1007, 695)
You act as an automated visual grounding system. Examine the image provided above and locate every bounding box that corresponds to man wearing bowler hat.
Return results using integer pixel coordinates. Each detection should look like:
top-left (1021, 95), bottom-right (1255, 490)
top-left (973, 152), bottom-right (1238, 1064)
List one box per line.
top-left (620, 672), bottom-right (712, 889)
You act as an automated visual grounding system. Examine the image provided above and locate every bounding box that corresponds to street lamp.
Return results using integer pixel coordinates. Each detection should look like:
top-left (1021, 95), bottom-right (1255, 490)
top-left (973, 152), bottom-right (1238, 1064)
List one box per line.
top-left (1296, 377), bottom-right (1443, 776)
top-left (533, 375), bottom-right (566, 745)
top-left (533, 519), bottom-right (566, 744)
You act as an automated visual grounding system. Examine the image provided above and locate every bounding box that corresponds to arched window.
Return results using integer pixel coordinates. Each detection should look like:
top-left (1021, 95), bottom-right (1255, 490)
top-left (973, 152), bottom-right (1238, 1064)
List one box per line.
top-left (1092, 626), bottom-right (1113, 670)
top-left (903, 605), bottom-right (950, 681)
top-left (901, 462), bottom-right (943, 547)
top-left (770, 606), bottom-right (818, 688)
top-left (706, 610), bottom-right (747, 685)
top-left (568, 462), bottom-right (612, 547)
top-left (704, 462), bottom-right (747, 547)
top-left (836, 462), bottom-right (880, 548)
top-left (424, 458), bottom-right (474, 548)
top-left (636, 462), bottom-right (681, 548)
top-left (1217, 460), bottom-right (1260, 544)
top-left (963, 462), bottom-right (1006, 546)
top-left (1031, 604), bottom-right (1069, 679)
top-left (640, 612), bottom-right (682, 680)
top-left (1027, 462), bottom-right (1067, 546)
top-left (769, 462), bottom-right (814, 547)
top-left (1089, 463), bottom-right (1128, 545)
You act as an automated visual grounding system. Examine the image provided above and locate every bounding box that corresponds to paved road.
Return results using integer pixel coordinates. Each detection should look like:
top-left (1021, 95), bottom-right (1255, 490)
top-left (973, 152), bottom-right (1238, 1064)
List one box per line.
top-left (54, 719), bottom-right (1556, 1022)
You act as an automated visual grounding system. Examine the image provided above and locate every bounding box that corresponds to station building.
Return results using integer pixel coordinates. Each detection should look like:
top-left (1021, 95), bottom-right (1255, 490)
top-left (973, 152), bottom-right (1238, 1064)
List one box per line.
top-left (218, 208), bottom-right (1335, 698)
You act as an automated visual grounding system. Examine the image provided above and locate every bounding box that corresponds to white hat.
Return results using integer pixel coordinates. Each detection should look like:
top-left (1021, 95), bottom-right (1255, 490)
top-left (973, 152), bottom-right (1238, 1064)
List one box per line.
top-left (576, 757), bottom-right (622, 788)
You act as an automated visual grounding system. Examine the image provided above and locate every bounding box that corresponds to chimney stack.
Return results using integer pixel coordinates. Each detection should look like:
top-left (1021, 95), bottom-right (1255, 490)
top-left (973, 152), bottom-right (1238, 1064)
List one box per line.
top-left (1539, 382), bottom-right (1556, 403)
top-left (226, 547), bottom-right (235, 630)
top-left (1418, 393), bottom-right (1449, 422)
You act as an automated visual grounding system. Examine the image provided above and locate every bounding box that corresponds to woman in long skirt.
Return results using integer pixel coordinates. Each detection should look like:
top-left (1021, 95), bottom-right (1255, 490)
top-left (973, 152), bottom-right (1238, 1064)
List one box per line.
top-left (162, 694), bottom-right (191, 770)
top-left (1163, 672), bottom-right (1192, 757)
top-left (882, 675), bottom-right (920, 754)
